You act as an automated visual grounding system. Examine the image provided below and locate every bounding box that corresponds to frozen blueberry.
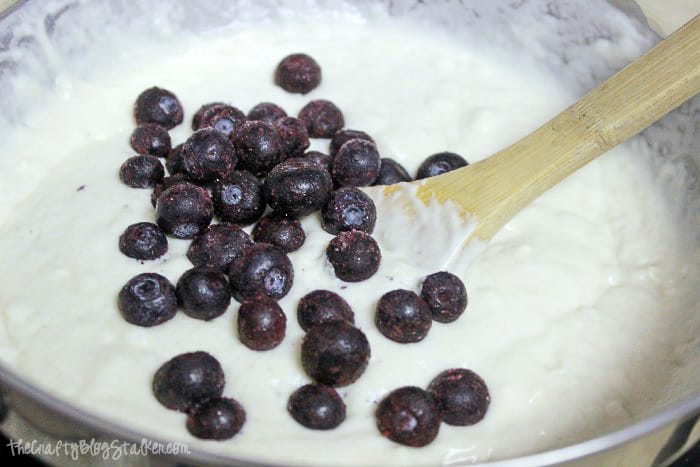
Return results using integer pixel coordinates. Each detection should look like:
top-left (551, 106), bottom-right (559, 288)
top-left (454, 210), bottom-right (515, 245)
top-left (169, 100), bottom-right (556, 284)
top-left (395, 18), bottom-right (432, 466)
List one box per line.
top-left (288, 384), bottom-right (346, 430)
top-left (233, 121), bottom-right (284, 177)
top-left (187, 397), bottom-right (246, 440)
top-left (192, 102), bottom-right (225, 131)
top-left (376, 158), bottom-right (412, 185)
top-left (248, 102), bottom-right (287, 124)
top-left (326, 231), bottom-right (381, 282)
top-left (212, 171), bottom-right (265, 226)
top-left (375, 386), bottom-right (441, 447)
top-left (187, 223), bottom-right (253, 272)
top-left (330, 129), bottom-right (374, 157)
top-left (237, 295), bottom-right (287, 351)
top-left (120, 155), bottom-right (165, 188)
top-left (275, 53), bottom-right (322, 94)
top-left (305, 150), bottom-right (332, 172)
top-left (199, 104), bottom-right (247, 138)
top-left (298, 100), bottom-right (344, 138)
top-left (182, 128), bottom-right (237, 182)
top-left (427, 369), bottom-right (490, 426)
top-left (155, 182), bottom-right (213, 239)
top-left (119, 222), bottom-right (168, 260)
top-left (130, 123), bottom-right (172, 158)
top-left (301, 321), bottom-right (370, 387)
top-left (151, 173), bottom-right (191, 208)
top-left (166, 144), bottom-right (185, 175)
top-left (118, 273), bottom-right (177, 327)
top-left (416, 152), bottom-right (468, 179)
top-left (263, 158), bottom-right (332, 218)
top-left (275, 116), bottom-right (310, 158)
top-left (134, 87), bottom-right (183, 130)
top-left (229, 243), bottom-right (294, 302)
top-left (152, 351), bottom-right (225, 412)
top-left (297, 290), bottom-right (354, 332)
top-left (321, 187), bottom-right (376, 235)
top-left (253, 214), bottom-right (305, 253)
top-left (176, 266), bottom-right (231, 321)
top-left (375, 290), bottom-right (432, 344)
top-left (332, 139), bottom-right (381, 187)
top-left (421, 271), bottom-right (468, 323)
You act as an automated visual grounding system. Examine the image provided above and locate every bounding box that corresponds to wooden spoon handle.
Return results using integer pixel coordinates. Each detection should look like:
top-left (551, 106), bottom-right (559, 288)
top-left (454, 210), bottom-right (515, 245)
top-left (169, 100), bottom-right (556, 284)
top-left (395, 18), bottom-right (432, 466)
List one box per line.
top-left (417, 14), bottom-right (700, 241)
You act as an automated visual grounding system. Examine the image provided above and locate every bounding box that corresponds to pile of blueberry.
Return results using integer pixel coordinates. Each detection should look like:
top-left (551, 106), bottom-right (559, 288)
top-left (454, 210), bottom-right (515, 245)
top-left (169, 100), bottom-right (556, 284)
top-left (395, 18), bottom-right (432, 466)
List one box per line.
top-left (115, 53), bottom-right (489, 445)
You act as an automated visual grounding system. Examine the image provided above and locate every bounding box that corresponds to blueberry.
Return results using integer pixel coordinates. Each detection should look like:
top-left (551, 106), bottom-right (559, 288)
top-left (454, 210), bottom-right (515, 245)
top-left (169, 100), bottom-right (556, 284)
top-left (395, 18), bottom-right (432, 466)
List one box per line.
top-left (176, 266), bottom-right (231, 321)
top-left (376, 158), bottom-right (412, 185)
top-left (229, 243), bottom-right (294, 302)
top-left (248, 102), bottom-right (287, 124)
top-left (297, 290), bottom-right (354, 332)
top-left (152, 351), bottom-right (225, 412)
top-left (134, 87), bottom-right (183, 130)
top-left (118, 273), bottom-right (177, 327)
top-left (275, 116), bottom-right (310, 158)
top-left (416, 152), bottom-right (468, 179)
top-left (275, 53), bottom-right (322, 95)
top-left (120, 155), bottom-right (164, 188)
top-left (304, 150), bottom-right (332, 172)
top-left (263, 158), bottom-right (332, 218)
top-left (192, 102), bottom-right (225, 131)
top-left (375, 290), bottom-right (432, 344)
top-left (375, 386), bottom-right (441, 447)
top-left (166, 144), bottom-right (185, 175)
top-left (212, 171), bottom-right (265, 226)
top-left (233, 121), bottom-right (284, 177)
top-left (321, 187), bottom-right (376, 235)
top-left (332, 139), bottom-right (381, 187)
top-left (198, 104), bottom-right (247, 138)
top-left (186, 397), bottom-right (246, 440)
top-left (155, 182), bottom-right (213, 239)
top-left (151, 173), bottom-right (191, 208)
top-left (421, 271), bottom-right (468, 323)
top-left (253, 214), bottom-right (305, 253)
top-left (288, 384), bottom-right (346, 430)
top-left (427, 369), bottom-right (490, 426)
top-left (301, 321), bottom-right (370, 387)
top-left (326, 231), bottom-right (381, 282)
top-left (298, 100), bottom-right (344, 138)
top-left (330, 129), bottom-right (374, 157)
top-left (237, 295), bottom-right (287, 351)
top-left (182, 128), bottom-right (237, 182)
top-left (118, 222), bottom-right (168, 260)
top-left (187, 223), bottom-right (253, 272)
top-left (130, 123), bottom-right (172, 158)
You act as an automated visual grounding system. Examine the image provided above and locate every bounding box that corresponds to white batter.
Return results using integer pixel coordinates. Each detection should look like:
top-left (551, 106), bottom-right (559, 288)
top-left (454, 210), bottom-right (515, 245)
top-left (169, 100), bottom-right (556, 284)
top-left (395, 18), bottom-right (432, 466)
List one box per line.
top-left (0, 1), bottom-right (699, 466)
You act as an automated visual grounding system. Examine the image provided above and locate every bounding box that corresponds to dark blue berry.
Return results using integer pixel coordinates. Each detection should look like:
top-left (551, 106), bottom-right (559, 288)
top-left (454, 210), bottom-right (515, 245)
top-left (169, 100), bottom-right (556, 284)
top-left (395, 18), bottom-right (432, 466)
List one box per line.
top-left (151, 173), bottom-right (191, 208)
top-left (301, 321), bottom-right (370, 387)
top-left (176, 267), bottom-right (231, 321)
top-left (298, 100), bottom-right (344, 138)
top-left (152, 351), bottom-right (225, 412)
top-left (192, 102), bottom-right (225, 131)
top-left (305, 150), bottom-right (332, 172)
top-left (375, 290), bottom-right (432, 344)
top-left (421, 271), bottom-right (467, 323)
top-left (233, 121), bottom-right (284, 177)
top-left (297, 290), bottom-right (354, 332)
top-left (332, 139), bottom-right (381, 187)
top-left (120, 155), bottom-right (164, 188)
top-left (186, 397), bottom-right (246, 440)
top-left (119, 222), bottom-right (168, 260)
top-left (248, 102), bottom-right (287, 124)
top-left (275, 116), bottom-right (310, 158)
top-left (237, 295), bottom-right (287, 351)
top-left (229, 243), bottom-right (294, 302)
top-left (130, 123), bottom-right (171, 158)
top-left (330, 129), bottom-right (374, 157)
top-left (118, 273), bottom-right (177, 327)
top-left (253, 214), bottom-right (306, 253)
top-left (321, 187), bottom-right (376, 235)
top-left (326, 231), bottom-right (381, 282)
top-left (263, 158), bottom-right (332, 218)
top-left (198, 104), bottom-right (246, 137)
top-left (134, 87), bottom-right (183, 130)
top-left (275, 54), bottom-right (322, 95)
top-left (288, 384), bottom-right (345, 430)
top-left (155, 182), bottom-right (213, 239)
top-left (427, 368), bottom-right (490, 426)
top-left (376, 158), bottom-right (412, 185)
top-left (182, 128), bottom-right (237, 182)
top-left (187, 223), bottom-right (253, 272)
top-left (416, 152), bottom-right (468, 179)
top-left (166, 144), bottom-right (185, 175)
top-left (212, 171), bottom-right (265, 226)
top-left (376, 386), bottom-right (441, 447)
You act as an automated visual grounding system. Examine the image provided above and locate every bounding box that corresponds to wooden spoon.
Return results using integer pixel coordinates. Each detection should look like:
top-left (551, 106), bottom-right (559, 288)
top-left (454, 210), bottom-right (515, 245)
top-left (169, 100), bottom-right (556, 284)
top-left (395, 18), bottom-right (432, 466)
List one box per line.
top-left (380, 14), bottom-right (700, 246)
